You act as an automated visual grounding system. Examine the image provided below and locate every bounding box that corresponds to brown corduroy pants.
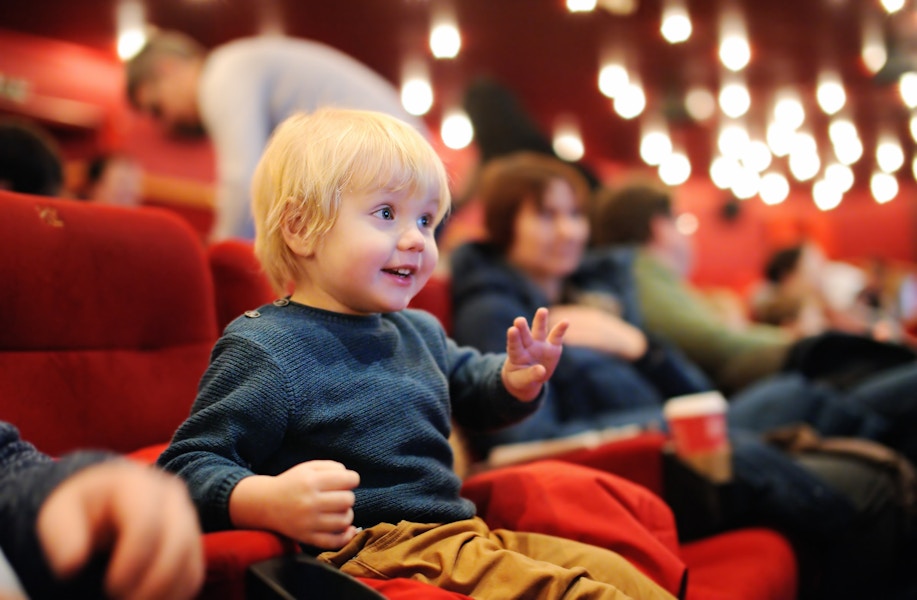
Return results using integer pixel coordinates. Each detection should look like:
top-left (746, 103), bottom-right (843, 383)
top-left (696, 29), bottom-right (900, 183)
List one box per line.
top-left (318, 517), bottom-right (675, 600)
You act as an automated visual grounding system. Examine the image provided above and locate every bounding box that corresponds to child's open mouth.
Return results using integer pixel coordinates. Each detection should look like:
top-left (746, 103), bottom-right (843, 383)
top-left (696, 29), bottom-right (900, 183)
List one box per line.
top-left (383, 268), bottom-right (413, 279)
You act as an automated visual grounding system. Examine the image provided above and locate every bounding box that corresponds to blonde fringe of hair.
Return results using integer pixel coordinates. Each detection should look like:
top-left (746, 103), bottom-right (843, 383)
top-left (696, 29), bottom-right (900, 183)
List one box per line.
top-left (251, 108), bottom-right (451, 294)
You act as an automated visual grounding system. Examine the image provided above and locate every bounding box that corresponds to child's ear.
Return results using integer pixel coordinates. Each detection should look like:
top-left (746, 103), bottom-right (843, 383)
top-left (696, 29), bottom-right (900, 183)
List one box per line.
top-left (280, 210), bottom-right (315, 257)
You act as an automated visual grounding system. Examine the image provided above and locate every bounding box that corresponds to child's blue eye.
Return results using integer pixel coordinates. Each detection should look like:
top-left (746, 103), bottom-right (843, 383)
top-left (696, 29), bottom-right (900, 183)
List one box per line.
top-left (374, 207), bottom-right (394, 220)
top-left (418, 214), bottom-right (433, 228)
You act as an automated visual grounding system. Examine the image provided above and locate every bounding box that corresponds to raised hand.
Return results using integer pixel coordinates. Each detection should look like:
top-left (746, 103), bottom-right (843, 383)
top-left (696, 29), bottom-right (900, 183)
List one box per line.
top-left (502, 307), bottom-right (569, 402)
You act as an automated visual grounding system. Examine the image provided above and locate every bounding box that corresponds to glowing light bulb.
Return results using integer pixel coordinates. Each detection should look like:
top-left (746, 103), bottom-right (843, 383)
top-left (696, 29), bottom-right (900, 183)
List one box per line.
top-left (661, 0), bottom-right (692, 43)
top-left (401, 78), bottom-right (433, 116)
top-left (440, 111), bottom-right (473, 149)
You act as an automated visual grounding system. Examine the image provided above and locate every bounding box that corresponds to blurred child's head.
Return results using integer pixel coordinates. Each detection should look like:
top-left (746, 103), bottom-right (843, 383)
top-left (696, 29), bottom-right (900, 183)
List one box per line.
top-left (590, 182), bottom-right (672, 247)
top-left (0, 117), bottom-right (63, 197)
top-left (252, 108), bottom-right (451, 294)
top-left (591, 181), bottom-right (694, 277)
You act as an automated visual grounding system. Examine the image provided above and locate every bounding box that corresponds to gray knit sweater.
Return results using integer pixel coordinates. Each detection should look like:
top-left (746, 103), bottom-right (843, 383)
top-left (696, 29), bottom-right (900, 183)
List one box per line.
top-left (158, 301), bottom-right (541, 532)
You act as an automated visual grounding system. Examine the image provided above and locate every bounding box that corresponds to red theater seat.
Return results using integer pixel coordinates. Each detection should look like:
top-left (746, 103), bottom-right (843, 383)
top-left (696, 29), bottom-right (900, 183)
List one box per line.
top-left (208, 238), bottom-right (276, 332)
top-left (0, 192), bottom-right (216, 456)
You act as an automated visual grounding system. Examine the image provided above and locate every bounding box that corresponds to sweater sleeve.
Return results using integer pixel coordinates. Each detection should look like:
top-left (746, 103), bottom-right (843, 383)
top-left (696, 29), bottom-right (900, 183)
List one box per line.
top-left (0, 422), bottom-right (114, 598)
top-left (403, 304), bottom-right (542, 433)
top-left (446, 335), bottom-right (545, 432)
top-left (157, 334), bottom-right (293, 532)
top-left (635, 252), bottom-right (791, 390)
top-left (452, 286), bottom-right (529, 355)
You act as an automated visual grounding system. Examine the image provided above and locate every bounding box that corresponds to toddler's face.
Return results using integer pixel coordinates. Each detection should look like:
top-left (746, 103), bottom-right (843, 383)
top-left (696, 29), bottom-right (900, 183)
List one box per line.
top-left (292, 187), bottom-right (440, 315)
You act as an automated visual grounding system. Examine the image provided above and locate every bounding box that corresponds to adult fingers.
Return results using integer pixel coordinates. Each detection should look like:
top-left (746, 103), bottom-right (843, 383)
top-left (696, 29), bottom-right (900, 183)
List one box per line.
top-left (36, 482), bottom-right (96, 579)
top-left (109, 481), bottom-right (203, 600)
top-left (104, 475), bottom-right (182, 598)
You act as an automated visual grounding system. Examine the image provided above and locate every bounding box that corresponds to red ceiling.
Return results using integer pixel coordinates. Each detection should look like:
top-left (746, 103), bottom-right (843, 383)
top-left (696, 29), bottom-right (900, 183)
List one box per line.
top-left (0, 0), bottom-right (914, 184)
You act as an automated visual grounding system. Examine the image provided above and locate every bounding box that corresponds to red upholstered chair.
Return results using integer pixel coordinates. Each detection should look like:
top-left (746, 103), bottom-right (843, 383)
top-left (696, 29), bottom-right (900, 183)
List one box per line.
top-left (0, 191), bottom-right (300, 599)
top-left (408, 271), bottom-right (453, 334)
top-left (0, 191), bottom-right (215, 456)
top-left (541, 435), bottom-right (798, 600)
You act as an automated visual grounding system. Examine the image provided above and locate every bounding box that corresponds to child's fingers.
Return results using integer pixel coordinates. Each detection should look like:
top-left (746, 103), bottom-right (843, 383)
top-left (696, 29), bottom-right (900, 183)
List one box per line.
top-left (506, 323), bottom-right (529, 357)
top-left (291, 461), bottom-right (360, 491)
top-left (314, 469), bottom-right (360, 492)
top-left (314, 490), bottom-right (357, 513)
top-left (512, 316), bottom-right (534, 347)
top-left (530, 307), bottom-right (549, 340)
top-left (307, 526), bottom-right (361, 550)
top-left (547, 319), bottom-right (569, 345)
top-left (511, 364), bottom-right (547, 385)
top-left (307, 460), bottom-right (352, 471)
top-left (311, 509), bottom-right (355, 534)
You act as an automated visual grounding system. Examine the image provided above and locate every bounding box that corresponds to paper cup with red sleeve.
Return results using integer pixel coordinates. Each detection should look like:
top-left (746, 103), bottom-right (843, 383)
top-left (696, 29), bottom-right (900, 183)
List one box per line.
top-left (663, 391), bottom-right (732, 482)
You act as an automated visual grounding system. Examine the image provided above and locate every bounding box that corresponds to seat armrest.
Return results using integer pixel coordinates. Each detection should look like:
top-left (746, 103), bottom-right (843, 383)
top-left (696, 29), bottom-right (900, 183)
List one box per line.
top-left (246, 554), bottom-right (385, 600)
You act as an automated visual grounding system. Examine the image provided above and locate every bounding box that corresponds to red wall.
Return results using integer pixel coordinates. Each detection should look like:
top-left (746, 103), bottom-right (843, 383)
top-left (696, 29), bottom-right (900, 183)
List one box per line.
top-left (672, 178), bottom-right (917, 292)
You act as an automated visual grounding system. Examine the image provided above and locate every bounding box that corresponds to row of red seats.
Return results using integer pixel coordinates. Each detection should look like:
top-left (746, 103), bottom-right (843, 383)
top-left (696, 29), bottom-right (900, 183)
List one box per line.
top-left (0, 191), bottom-right (797, 599)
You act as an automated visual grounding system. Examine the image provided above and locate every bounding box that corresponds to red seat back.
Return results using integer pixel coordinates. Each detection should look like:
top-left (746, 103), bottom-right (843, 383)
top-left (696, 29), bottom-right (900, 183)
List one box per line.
top-left (409, 272), bottom-right (453, 335)
top-left (208, 239), bottom-right (276, 332)
top-left (0, 190), bottom-right (217, 455)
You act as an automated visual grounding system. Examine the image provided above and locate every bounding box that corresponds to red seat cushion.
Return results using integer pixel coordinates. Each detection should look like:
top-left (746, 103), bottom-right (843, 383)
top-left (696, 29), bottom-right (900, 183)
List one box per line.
top-left (361, 577), bottom-right (472, 599)
top-left (463, 460), bottom-right (687, 597)
top-left (682, 528), bottom-right (797, 600)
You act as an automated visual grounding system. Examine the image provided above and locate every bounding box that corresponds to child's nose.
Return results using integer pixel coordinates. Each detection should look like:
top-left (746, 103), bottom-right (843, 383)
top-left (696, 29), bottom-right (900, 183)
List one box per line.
top-left (398, 225), bottom-right (426, 251)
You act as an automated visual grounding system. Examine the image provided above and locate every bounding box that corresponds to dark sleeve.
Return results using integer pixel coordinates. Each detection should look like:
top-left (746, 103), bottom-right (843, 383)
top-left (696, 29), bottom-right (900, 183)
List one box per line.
top-left (0, 422), bottom-right (114, 598)
top-left (573, 246), bottom-right (645, 328)
top-left (451, 290), bottom-right (523, 354)
top-left (157, 334), bottom-right (292, 533)
top-left (632, 333), bottom-right (716, 398)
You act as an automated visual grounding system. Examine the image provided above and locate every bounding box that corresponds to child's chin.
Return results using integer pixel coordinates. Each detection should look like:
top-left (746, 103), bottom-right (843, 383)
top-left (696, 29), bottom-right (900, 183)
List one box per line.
top-left (377, 297), bottom-right (412, 314)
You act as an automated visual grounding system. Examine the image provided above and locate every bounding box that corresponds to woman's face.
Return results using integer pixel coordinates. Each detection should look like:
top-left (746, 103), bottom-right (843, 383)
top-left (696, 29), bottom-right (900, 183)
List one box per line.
top-left (506, 177), bottom-right (589, 283)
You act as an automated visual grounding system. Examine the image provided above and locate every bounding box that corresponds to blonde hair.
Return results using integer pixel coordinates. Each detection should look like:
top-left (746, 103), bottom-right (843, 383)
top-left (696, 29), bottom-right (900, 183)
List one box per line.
top-left (252, 108), bottom-right (451, 293)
